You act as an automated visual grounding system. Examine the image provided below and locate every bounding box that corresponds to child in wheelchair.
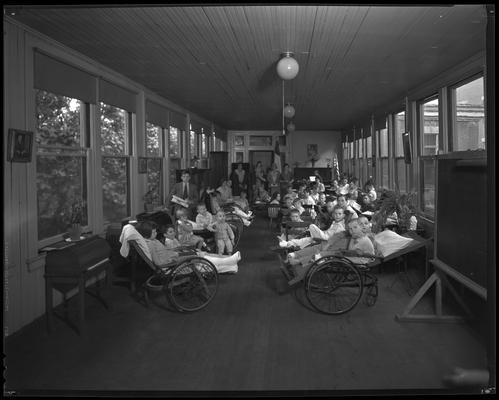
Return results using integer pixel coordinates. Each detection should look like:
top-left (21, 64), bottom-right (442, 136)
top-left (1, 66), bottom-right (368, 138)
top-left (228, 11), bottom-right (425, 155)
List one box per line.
top-left (284, 219), bottom-right (376, 285)
top-left (133, 220), bottom-right (241, 274)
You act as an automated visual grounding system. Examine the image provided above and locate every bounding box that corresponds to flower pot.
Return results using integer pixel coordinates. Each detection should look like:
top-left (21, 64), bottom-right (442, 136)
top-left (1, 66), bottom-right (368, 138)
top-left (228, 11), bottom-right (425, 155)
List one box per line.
top-left (68, 223), bottom-right (82, 241)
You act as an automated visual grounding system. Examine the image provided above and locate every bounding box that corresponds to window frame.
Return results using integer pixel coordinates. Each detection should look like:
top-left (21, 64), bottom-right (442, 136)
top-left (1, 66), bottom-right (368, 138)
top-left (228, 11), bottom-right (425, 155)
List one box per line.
top-left (417, 94), bottom-right (439, 219)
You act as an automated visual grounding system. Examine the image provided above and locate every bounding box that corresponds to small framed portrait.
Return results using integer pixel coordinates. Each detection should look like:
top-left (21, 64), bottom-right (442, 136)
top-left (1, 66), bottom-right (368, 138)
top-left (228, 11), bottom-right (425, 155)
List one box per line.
top-left (138, 157), bottom-right (148, 174)
top-left (8, 129), bottom-right (33, 162)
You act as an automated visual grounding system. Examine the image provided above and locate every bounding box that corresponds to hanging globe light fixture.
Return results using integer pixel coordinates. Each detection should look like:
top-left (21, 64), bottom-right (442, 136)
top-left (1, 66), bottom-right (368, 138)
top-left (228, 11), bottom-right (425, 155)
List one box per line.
top-left (283, 103), bottom-right (295, 119)
top-left (287, 122), bottom-right (295, 132)
top-left (276, 52), bottom-right (299, 80)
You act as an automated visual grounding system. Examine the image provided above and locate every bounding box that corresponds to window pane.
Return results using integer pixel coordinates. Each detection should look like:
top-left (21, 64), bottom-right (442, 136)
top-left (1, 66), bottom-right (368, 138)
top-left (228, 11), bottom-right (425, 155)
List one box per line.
top-left (201, 133), bottom-right (207, 157)
top-left (36, 90), bottom-right (82, 147)
top-left (381, 159), bottom-right (389, 188)
top-left (36, 155), bottom-right (88, 240)
top-left (421, 158), bottom-right (436, 216)
top-left (146, 122), bottom-right (161, 157)
top-left (380, 128), bottom-right (388, 157)
top-left (169, 126), bottom-right (180, 157)
top-left (366, 136), bottom-right (372, 158)
top-left (421, 98), bottom-right (439, 156)
top-left (358, 138), bottom-right (363, 158)
top-left (395, 158), bottom-right (406, 192)
top-left (453, 77), bottom-right (485, 151)
top-left (394, 111), bottom-right (405, 157)
top-left (100, 102), bottom-right (127, 155)
top-left (102, 157), bottom-right (129, 222)
top-left (147, 158), bottom-right (162, 204)
top-left (189, 130), bottom-right (197, 157)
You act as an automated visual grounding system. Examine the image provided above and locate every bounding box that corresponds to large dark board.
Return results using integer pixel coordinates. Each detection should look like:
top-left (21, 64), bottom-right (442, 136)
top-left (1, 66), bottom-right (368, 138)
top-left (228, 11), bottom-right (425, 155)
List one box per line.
top-left (435, 154), bottom-right (487, 288)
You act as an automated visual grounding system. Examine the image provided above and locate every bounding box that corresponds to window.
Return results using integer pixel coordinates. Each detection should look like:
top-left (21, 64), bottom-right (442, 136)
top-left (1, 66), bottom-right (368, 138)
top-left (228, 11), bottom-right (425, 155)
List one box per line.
top-left (189, 128), bottom-right (197, 159)
top-left (169, 126), bottom-right (181, 158)
top-left (451, 76), bottom-right (485, 151)
top-left (100, 102), bottom-right (130, 222)
top-left (394, 111), bottom-right (407, 192)
top-left (422, 98), bottom-right (439, 156)
top-left (201, 132), bottom-right (208, 157)
top-left (145, 122), bottom-right (161, 157)
top-left (145, 122), bottom-right (164, 204)
top-left (419, 97), bottom-right (439, 217)
top-left (378, 124), bottom-right (389, 188)
top-left (35, 90), bottom-right (88, 241)
top-left (366, 136), bottom-right (373, 182)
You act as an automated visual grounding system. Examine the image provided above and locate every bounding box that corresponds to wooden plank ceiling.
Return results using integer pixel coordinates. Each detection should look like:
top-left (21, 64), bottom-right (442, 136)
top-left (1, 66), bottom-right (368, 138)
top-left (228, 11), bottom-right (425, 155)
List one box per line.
top-left (6, 4), bottom-right (487, 131)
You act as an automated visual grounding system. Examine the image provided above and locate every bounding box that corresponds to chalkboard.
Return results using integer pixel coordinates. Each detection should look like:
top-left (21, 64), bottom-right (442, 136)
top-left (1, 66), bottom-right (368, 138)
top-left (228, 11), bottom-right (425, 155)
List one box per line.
top-left (435, 153), bottom-right (487, 288)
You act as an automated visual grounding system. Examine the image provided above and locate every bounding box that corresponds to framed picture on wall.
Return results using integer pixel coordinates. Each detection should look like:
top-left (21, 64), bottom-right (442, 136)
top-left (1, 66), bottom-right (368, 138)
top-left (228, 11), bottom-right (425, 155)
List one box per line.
top-left (138, 157), bottom-right (148, 174)
top-left (234, 136), bottom-right (244, 147)
top-left (235, 152), bottom-right (244, 163)
top-left (7, 129), bottom-right (33, 162)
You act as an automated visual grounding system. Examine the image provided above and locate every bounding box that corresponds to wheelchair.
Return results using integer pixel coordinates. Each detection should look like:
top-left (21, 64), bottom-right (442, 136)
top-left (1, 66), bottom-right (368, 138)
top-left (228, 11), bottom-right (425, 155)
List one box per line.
top-left (278, 248), bottom-right (379, 315)
top-left (129, 240), bottom-right (219, 312)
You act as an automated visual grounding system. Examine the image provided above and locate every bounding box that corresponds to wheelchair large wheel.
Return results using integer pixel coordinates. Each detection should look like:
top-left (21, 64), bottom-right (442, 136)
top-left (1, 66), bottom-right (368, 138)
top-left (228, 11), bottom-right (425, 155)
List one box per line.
top-left (305, 256), bottom-right (363, 315)
top-left (167, 257), bottom-right (219, 312)
top-left (225, 212), bottom-right (244, 250)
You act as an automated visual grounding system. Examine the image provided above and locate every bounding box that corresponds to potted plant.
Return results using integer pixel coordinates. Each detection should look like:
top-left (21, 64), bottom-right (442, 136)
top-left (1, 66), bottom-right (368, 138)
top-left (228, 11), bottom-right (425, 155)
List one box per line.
top-left (68, 199), bottom-right (83, 240)
top-left (371, 189), bottom-right (418, 234)
top-left (143, 188), bottom-right (159, 212)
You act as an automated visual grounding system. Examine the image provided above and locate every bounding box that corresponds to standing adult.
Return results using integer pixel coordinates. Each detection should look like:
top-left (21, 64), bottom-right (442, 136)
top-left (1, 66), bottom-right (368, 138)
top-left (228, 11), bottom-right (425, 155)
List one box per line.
top-left (254, 161), bottom-right (267, 191)
top-left (279, 163), bottom-right (294, 197)
top-left (267, 163), bottom-right (281, 197)
top-left (168, 170), bottom-right (199, 220)
top-left (230, 163), bottom-right (248, 197)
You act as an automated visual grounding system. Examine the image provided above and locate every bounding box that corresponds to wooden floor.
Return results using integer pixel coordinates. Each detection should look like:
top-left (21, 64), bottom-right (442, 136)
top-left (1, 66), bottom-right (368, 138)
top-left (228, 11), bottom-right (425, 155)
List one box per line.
top-left (5, 212), bottom-right (488, 395)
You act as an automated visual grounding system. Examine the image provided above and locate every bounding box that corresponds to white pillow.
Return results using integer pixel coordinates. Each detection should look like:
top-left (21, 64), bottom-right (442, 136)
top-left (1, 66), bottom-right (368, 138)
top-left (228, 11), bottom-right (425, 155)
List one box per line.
top-left (374, 229), bottom-right (415, 258)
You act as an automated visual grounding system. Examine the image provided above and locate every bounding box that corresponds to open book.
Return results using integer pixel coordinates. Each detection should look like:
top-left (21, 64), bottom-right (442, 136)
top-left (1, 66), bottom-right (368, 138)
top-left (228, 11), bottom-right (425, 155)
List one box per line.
top-left (171, 195), bottom-right (189, 208)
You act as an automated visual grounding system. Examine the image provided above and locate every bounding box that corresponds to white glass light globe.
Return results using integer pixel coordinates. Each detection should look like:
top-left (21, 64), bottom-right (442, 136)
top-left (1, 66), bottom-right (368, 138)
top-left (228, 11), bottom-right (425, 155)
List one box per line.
top-left (276, 56), bottom-right (299, 80)
top-left (283, 104), bottom-right (295, 119)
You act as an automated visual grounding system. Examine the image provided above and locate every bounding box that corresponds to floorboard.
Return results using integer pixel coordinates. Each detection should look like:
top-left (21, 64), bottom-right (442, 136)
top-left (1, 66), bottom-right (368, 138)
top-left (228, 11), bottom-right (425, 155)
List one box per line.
top-left (4, 212), bottom-right (488, 395)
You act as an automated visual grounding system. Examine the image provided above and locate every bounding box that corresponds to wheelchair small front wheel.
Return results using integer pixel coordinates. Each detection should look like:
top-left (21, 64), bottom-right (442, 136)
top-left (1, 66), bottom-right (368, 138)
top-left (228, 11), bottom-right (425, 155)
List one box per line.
top-left (305, 256), bottom-right (363, 315)
top-left (167, 257), bottom-right (219, 312)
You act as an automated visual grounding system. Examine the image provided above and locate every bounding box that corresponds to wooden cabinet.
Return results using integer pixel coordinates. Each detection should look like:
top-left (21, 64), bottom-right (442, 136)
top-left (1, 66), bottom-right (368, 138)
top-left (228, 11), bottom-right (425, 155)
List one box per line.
top-left (208, 151), bottom-right (228, 188)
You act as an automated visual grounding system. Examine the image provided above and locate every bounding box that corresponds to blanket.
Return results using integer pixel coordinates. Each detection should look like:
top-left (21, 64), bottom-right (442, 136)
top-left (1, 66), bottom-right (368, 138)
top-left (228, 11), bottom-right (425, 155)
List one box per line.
top-left (119, 223), bottom-right (152, 260)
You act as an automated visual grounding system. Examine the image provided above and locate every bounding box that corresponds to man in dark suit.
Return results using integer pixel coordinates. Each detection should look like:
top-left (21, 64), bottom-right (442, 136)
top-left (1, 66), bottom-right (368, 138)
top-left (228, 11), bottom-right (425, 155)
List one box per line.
top-left (168, 170), bottom-right (199, 219)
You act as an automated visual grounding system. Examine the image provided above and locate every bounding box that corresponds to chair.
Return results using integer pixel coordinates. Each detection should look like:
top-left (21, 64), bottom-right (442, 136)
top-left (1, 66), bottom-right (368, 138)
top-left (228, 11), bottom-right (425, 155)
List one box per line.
top-left (267, 204), bottom-right (281, 230)
top-left (128, 240), bottom-right (219, 312)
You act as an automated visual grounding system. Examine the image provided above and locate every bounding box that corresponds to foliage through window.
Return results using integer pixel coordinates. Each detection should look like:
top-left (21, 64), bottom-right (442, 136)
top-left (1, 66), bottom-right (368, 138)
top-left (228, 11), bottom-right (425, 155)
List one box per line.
top-left (35, 90), bottom-right (88, 241)
top-left (100, 102), bottom-right (130, 222)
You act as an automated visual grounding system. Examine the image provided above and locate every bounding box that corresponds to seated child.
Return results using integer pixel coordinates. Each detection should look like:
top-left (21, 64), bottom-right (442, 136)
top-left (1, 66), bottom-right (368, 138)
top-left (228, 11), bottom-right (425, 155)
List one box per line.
top-left (134, 221), bottom-right (240, 274)
top-left (283, 185), bottom-right (298, 202)
top-left (233, 190), bottom-right (251, 213)
top-left (195, 202), bottom-right (214, 230)
top-left (286, 219), bottom-right (375, 283)
top-left (279, 205), bottom-right (346, 249)
top-left (292, 198), bottom-right (306, 215)
top-left (209, 210), bottom-right (235, 255)
top-left (280, 208), bottom-right (309, 240)
top-left (163, 224), bottom-right (182, 249)
top-left (212, 190), bottom-right (253, 227)
top-left (269, 192), bottom-right (281, 204)
top-left (254, 179), bottom-right (271, 203)
top-left (176, 209), bottom-right (207, 249)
